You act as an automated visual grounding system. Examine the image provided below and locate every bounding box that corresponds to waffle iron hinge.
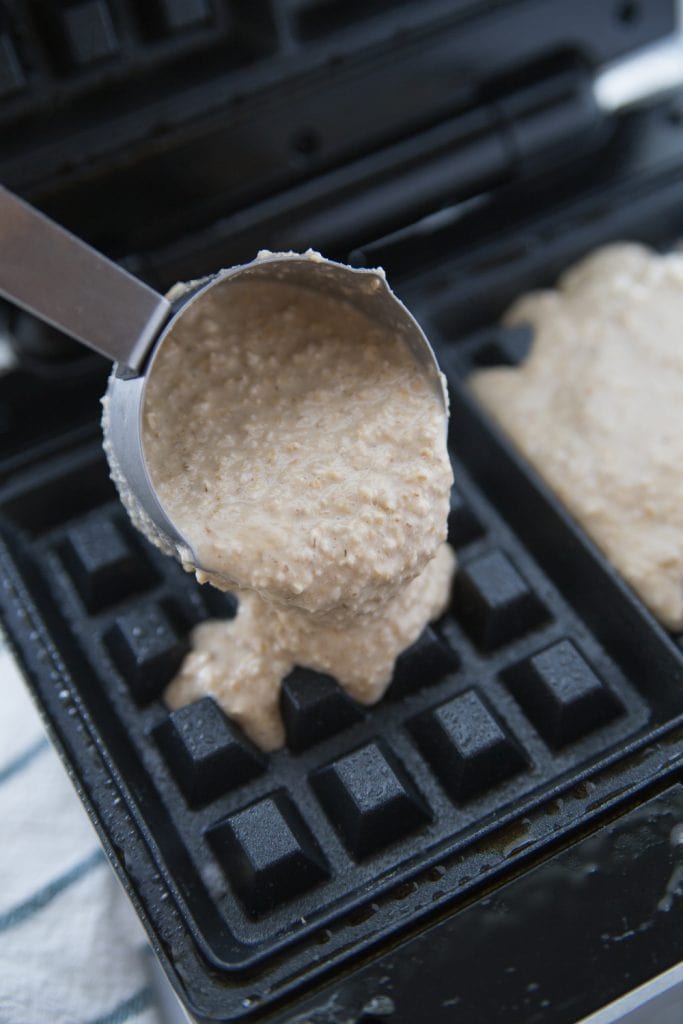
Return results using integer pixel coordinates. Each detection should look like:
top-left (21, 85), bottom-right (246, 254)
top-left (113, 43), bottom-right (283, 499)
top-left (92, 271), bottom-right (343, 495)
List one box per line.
top-left (137, 24), bottom-right (683, 286)
top-left (139, 61), bottom-right (612, 287)
top-left (497, 17), bottom-right (683, 177)
top-left (349, 24), bottom-right (683, 273)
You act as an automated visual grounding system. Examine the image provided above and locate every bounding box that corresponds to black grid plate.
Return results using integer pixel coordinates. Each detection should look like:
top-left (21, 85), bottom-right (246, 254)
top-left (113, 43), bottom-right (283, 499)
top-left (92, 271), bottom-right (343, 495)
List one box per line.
top-left (0, 397), bottom-right (676, 1003)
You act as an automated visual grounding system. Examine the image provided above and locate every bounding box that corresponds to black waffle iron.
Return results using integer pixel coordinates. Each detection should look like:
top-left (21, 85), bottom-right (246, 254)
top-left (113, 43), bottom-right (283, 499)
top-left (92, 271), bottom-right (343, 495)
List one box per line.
top-left (2, 2), bottom-right (683, 1021)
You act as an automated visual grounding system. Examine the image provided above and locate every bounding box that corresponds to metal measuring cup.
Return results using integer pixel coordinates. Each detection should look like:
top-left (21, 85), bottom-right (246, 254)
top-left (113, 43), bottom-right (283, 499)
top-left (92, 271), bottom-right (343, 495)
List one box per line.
top-left (0, 185), bottom-right (447, 573)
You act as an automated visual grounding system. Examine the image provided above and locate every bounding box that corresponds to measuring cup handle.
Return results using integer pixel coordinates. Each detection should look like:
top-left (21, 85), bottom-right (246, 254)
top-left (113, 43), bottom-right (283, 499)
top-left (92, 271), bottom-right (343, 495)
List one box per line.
top-left (0, 185), bottom-right (171, 375)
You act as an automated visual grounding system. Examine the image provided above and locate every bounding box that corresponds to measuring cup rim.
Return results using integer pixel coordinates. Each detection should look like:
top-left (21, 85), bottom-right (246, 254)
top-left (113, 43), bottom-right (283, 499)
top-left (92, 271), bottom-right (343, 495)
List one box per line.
top-left (107, 250), bottom-right (448, 576)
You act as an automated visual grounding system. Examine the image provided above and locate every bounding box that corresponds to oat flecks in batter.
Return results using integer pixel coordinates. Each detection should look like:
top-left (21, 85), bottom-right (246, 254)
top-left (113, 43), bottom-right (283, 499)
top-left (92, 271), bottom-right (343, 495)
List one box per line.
top-left (166, 543), bottom-right (456, 751)
top-left (470, 242), bottom-right (683, 630)
top-left (124, 264), bottom-right (454, 749)
top-left (143, 278), bottom-right (452, 625)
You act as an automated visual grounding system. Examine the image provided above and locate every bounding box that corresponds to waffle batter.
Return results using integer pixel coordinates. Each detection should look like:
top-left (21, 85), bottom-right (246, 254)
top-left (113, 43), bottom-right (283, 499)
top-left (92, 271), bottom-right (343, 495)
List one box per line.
top-left (115, 264), bottom-right (454, 749)
top-left (166, 543), bottom-right (455, 750)
top-left (470, 242), bottom-right (683, 630)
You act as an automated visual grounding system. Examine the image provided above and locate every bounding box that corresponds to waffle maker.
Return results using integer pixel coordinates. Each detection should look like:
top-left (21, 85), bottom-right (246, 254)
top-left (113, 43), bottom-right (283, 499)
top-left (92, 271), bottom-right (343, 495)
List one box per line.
top-left (2, 2), bottom-right (683, 1021)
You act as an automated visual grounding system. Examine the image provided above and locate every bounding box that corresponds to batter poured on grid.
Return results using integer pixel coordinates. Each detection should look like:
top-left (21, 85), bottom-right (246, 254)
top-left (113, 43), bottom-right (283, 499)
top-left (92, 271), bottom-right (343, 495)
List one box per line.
top-left (132, 267), bottom-right (454, 749)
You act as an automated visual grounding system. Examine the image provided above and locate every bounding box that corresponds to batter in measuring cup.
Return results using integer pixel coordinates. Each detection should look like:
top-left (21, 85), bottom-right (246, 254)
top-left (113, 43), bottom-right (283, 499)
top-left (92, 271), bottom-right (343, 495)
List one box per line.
top-left (106, 257), bottom-right (455, 749)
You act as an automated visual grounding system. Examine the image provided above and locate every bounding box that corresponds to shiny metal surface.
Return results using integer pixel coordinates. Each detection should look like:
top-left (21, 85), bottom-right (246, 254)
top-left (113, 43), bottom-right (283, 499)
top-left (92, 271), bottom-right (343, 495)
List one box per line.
top-left (578, 961), bottom-right (683, 1024)
top-left (0, 186), bottom-right (171, 374)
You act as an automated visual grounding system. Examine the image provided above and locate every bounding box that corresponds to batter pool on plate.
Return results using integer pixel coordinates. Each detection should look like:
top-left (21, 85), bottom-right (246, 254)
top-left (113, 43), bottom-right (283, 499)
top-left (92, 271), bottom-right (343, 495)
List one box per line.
top-left (470, 242), bottom-right (683, 631)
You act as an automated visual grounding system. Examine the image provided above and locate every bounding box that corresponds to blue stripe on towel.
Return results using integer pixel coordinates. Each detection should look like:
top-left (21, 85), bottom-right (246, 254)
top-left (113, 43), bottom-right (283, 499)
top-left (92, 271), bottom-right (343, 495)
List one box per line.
top-left (0, 847), bottom-right (106, 932)
top-left (86, 985), bottom-right (155, 1024)
top-left (0, 735), bottom-right (49, 785)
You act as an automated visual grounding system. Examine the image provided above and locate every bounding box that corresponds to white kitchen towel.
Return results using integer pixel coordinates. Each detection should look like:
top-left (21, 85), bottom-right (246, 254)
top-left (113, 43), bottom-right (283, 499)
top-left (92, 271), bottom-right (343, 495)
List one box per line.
top-left (0, 634), bottom-right (165, 1024)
